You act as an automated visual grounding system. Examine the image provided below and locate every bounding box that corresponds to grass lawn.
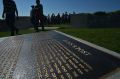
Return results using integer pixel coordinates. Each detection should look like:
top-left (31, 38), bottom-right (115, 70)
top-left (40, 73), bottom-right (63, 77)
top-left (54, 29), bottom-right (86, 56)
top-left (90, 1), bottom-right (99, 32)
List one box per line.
top-left (0, 29), bottom-right (35, 37)
top-left (58, 27), bottom-right (120, 53)
top-left (0, 27), bottom-right (51, 38)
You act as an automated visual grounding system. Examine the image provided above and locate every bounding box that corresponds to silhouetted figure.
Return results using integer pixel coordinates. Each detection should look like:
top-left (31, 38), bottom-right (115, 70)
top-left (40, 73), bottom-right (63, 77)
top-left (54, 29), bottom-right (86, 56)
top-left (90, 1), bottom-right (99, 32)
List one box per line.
top-left (56, 13), bottom-right (61, 24)
top-left (73, 11), bottom-right (76, 15)
top-left (43, 15), bottom-right (48, 25)
top-left (64, 12), bottom-right (69, 23)
top-left (35, 0), bottom-right (44, 31)
top-left (51, 13), bottom-right (55, 24)
top-left (2, 0), bottom-right (19, 36)
top-left (30, 5), bottom-right (39, 32)
top-left (47, 14), bottom-right (51, 24)
top-left (61, 13), bottom-right (65, 24)
top-left (68, 13), bottom-right (71, 23)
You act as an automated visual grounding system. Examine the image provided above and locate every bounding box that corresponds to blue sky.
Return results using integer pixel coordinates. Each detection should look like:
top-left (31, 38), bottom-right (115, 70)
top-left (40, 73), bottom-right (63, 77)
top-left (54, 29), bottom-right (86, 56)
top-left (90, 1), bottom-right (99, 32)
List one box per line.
top-left (0, 0), bottom-right (120, 19)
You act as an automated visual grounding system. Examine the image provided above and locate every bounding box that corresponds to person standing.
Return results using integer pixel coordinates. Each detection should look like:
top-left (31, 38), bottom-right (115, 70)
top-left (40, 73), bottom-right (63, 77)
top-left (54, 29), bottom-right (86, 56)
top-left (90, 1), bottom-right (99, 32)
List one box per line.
top-left (35, 0), bottom-right (44, 31)
top-left (2, 0), bottom-right (19, 36)
top-left (30, 5), bottom-right (39, 32)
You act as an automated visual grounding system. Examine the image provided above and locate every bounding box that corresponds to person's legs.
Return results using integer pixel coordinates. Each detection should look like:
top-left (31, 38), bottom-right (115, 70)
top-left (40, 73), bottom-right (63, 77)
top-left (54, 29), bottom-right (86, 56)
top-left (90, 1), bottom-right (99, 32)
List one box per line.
top-left (10, 21), bottom-right (19, 35)
top-left (40, 17), bottom-right (44, 31)
top-left (6, 14), bottom-right (19, 36)
top-left (34, 20), bottom-right (39, 32)
top-left (15, 26), bottom-right (19, 35)
top-left (8, 22), bottom-right (19, 36)
top-left (9, 25), bottom-right (15, 36)
top-left (34, 25), bottom-right (39, 32)
top-left (41, 22), bottom-right (44, 31)
top-left (6, 18), bottom-right (15, 36)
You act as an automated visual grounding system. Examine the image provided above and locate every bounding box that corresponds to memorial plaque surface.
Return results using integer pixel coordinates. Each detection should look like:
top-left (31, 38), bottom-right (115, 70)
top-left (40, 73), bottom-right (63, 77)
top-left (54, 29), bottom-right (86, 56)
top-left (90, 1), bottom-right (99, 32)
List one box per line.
top-left (0, 31), bottom-right (120, 79)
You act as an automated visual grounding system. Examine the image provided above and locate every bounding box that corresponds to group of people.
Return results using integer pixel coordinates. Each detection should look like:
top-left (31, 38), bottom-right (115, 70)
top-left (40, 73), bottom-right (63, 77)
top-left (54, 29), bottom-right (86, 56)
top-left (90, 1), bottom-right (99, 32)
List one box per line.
top-left (2, 0), bottom-right (44, 36)
top-left (46, 12), bottom-right (70, 25)
top-left (2, 0), bottom-right (71, 36)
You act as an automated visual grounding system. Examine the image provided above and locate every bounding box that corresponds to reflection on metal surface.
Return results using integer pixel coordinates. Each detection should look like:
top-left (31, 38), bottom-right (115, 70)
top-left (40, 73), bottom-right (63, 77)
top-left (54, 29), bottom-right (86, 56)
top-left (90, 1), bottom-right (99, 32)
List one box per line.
top-left (0, 31), bottom-right (119, 79)
top-left (0, 36), bottom-right (24, 79)
top-left (63, 40), bottom-right (92, 56)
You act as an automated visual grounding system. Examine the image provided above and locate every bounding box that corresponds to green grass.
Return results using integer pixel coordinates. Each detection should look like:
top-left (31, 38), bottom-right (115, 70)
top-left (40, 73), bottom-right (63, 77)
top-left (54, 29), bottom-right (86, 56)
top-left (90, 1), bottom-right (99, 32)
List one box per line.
top-left (0, 29), bottom-right (37, 37)
top-left (0, 28), bottom-right (51, 38)
top-left (0, 32), bottom-right (10, 37)
top-left (58, 27), bottom-right (120, 53)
